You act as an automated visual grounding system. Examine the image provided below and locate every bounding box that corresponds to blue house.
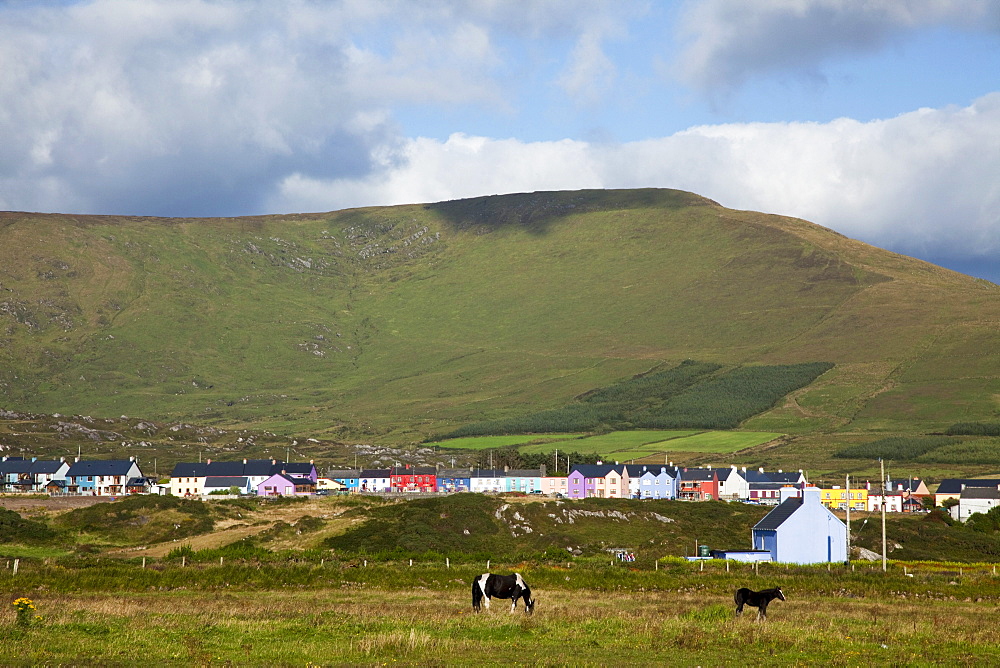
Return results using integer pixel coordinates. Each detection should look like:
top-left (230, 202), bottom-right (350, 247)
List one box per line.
top-left (633, 465), bottom-right (678, 499)
top-left (752, 486), bottom-right (847, 564)
top-left (436, 468), bottom-right (472, 493)
top-left (326, 469), bottom-right (361, 493)
top-left (65, 459), bottom-right (143, 496)
top-left (506, 467), bottom-right (545, 493)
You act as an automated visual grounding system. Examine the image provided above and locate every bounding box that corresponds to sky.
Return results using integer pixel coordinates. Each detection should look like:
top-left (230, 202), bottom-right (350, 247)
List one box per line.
top-left (2, 0), bottom-right (1000, 281)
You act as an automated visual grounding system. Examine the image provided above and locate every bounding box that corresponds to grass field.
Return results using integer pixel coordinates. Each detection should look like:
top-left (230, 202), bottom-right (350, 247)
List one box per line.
top-left (3, 559), bottom-right (1000, 665)
top-left (426, 434), bottom-right (577, 450)
top-left (450, 430), bottom-right (787, 458)
top-left (3, 189), bottom-right (1000, 461)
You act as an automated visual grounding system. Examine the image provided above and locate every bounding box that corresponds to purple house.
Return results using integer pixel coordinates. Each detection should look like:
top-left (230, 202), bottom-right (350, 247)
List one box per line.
top-left (257, 473), bottom-right (316, 496)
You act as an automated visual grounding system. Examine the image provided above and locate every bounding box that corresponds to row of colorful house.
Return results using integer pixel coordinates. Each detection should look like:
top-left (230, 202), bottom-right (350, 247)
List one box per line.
top-left (0, 457), bottom-right (154, 495)
top-left (1, 455), bottom-right (991, 522)
top-left (323, 462), bottom-right (934, 513)
top-left (0, 456), bottom-right (319, 497)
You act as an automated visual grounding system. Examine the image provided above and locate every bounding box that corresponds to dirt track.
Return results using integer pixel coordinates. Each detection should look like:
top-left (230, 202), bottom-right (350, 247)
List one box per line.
top-left (0, 495), bottom-right (112, 514)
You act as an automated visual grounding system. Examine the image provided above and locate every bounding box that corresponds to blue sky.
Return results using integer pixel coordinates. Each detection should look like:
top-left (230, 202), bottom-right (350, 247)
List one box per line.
top-left (2, 0), bottom-right (1000, 280)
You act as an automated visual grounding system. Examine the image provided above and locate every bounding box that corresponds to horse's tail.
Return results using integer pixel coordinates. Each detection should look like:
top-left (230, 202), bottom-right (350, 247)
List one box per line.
top-left (472, 577), bottom-right (483, 612)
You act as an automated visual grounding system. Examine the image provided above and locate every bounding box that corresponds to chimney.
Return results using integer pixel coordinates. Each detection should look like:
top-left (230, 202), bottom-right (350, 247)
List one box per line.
top-left (243, 458), bottom-right (248, 465)
top-left (759, 467), bottom-right (764, 473)
top-left (540, 464), bottom-right (546, 477)
top-left (206, 458), bottom-right (212, 465)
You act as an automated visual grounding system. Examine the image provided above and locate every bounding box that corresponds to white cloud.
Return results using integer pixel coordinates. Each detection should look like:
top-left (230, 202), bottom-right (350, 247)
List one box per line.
top-left (0, 0), bottom-right (637, 215)
top-left (278, 94), bottom-right (1000, 260)
top-left (675, 0), bottom-right (1000, 93)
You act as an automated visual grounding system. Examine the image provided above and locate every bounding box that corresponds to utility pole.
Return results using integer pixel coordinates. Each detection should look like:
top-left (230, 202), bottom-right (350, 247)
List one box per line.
top-left (880, 458), bottom-right (887, 572)
top-left (845, 473), bottom-right (851, 563)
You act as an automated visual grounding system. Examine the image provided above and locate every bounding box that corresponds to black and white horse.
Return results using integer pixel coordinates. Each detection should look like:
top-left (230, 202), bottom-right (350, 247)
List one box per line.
top-left (734, 586), bottom-right (785, 620)
top-left (472, 573), bottom-right (535, 615)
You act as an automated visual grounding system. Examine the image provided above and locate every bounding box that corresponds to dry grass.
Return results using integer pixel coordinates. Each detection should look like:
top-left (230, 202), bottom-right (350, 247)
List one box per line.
top-left (5, 583), bottom-right (1000, 665)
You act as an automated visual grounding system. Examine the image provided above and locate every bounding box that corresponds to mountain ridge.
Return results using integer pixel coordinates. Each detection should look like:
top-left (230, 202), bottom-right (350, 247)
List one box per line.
top-left (1, 189), bottom-right (998, 459)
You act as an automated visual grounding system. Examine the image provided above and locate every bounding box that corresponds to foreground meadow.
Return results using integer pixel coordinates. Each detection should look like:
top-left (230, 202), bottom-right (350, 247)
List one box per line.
top-left (3, 559), bottom-right (1000, 666)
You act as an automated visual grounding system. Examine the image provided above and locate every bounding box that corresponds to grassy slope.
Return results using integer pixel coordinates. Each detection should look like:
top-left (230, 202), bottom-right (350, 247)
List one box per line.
top-left (2, 189), bottom-right (999, 467)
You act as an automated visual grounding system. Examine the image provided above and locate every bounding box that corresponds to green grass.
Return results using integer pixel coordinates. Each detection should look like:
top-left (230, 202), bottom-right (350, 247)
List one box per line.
top-left (3, 561), bottom-right (1000, 665)
top-left (1, 189), bottom-right (998, 456)
top-left (426, 434), bottom-right (577, 450)
top-left (662, 430), bottom-right (784, 453)
top-left (0, 545), bottom-right (72, 559)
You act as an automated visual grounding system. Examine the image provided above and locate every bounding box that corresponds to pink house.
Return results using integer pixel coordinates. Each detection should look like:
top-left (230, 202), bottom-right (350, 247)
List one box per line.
top-left (257, 473), bottom-right (316, 496)
top-left (567, 464), bottom-right (630, 499)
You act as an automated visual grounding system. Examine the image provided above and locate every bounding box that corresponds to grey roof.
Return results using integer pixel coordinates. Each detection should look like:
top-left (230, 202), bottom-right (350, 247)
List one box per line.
top-left (571, 464), bottom-right (622, 479)
top-left (887, 478), bottom-right (924, 492)
top-left (29, 460), bottom-right (67, 474)
top-left (471, 469), bottom-right (506, 478)
top-left (326, 469), bottom-right (361, 478)
top-left (935, 479), bottom-right (1000, 494)
top-left (743, 469), bottom-right (803, 484)
top-left (206, 461), bottom-right (245, 477)
top-left (359, 469), bottom-right (391, 477)
top-left (437, 468), bottom-right (472, 478)
top-left (754, 497), bottom-right (803, 531)
top-left (960, 487), bottom-right (1000, 500)
top-left (66, 460), bottom-right (139, 476)
top-left (637, 465), bottom-right (679, 477)
top-left (680, 468), bottom-right (716, 482)
top-left (0, 460), bottom-right (32, 474)
top-left (243, 460), bottom-right (279, 476)
top-left (171, 462), bottom-right (207, 477)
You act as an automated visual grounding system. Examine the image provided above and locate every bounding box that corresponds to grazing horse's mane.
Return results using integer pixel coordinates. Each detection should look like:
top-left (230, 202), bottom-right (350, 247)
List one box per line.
top-left (472, 572), bottom-right (535, 615)
top-left (734, 586), bottom-right (785, 620)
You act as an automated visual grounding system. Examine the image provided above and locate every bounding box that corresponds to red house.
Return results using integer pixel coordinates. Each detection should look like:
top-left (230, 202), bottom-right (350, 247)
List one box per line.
top-left (678, 468), bottom-right (719, 501)
top-left (390, 465), bottom-right (437, 493)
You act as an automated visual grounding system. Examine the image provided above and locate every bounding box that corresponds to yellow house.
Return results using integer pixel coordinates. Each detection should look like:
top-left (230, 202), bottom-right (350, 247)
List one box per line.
top-left (818, 485), bottom-right (867, 511)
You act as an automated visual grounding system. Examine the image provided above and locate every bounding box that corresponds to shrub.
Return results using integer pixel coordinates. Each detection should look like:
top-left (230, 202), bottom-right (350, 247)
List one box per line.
top-left (833, 436), bottom-right (956, 460)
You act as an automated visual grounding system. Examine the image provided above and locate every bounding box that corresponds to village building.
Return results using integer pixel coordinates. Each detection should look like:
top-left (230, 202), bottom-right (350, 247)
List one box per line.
top-left (752, 486), bottom-right (848, 564)
top-left (678, 468), bottom-right (719, 501)
top-left (951, 486), bottom-right (1000, 522)
top-left (358, 468), bottom-right (391, 493)
top-left (933, 479), bottom-right (1000, 507)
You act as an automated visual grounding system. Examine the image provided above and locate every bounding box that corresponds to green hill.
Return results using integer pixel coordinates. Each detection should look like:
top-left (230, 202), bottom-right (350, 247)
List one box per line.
top-left (1, 188), bottom-right (999, 468)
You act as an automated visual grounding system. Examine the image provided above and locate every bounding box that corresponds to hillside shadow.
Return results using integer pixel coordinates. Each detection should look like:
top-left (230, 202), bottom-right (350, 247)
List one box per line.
top-left (424, 188), bottom-right (717, 235)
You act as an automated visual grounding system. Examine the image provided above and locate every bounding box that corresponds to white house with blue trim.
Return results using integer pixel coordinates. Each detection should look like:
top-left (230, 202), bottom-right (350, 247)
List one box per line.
top-left (752, 486), bottom-right (847, 564)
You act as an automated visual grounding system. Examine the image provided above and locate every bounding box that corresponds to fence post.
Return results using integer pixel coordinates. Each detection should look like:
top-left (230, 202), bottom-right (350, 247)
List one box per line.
top-left (12, 559), bottom-right (18, 576)
top-left (487, 559), bottom-right (490, 570)
top-left (182, 556), bottom-right (186, 568)
top-left (446, 557), bottom-right (450, 569)
top-left (142, 557), bottom-right (146, 569)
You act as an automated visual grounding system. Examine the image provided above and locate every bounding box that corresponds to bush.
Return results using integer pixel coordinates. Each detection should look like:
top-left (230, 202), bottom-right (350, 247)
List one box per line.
top-left (833, 436), bottom-right (956, 461)
top-left (443, 360), bottom-right (832, 436)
